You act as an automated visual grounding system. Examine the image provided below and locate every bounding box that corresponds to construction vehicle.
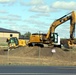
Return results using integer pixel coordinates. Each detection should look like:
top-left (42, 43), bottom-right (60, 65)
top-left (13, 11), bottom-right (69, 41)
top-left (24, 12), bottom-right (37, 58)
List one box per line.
top-left (28, 33), bottom-right (46, 47)
top-left (28, 11), bottom-right (76, 48)
top-left (7, 35), bottom-right (26, 49)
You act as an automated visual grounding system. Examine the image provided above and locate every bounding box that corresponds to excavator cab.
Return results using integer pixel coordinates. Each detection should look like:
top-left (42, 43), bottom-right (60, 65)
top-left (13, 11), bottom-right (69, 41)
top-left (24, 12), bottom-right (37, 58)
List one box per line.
top-left (51, 33), bottom-right (58, 43)
top-left (51, 33), bottom-right (61, 47)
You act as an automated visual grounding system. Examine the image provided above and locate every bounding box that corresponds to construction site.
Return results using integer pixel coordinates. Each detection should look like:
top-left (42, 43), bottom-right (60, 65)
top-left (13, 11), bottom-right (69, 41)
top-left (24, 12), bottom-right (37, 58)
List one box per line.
top-left (0, 11), bottom-right (76, 66)
top-left (0, 46), bottom-right (76, 66)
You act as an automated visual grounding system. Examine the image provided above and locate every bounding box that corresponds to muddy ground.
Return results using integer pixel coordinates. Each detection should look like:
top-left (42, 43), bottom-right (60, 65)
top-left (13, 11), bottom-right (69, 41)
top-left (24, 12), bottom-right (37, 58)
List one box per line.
top-left (0, 46), bottom-right (76, 66)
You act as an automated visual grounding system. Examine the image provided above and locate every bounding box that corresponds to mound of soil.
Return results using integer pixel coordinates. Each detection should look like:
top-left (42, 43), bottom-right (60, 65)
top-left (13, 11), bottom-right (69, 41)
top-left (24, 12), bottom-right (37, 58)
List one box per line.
top-left (0, 46), bottom-right (76, 62)
top-left (8, 47), bottom-right (71, 60)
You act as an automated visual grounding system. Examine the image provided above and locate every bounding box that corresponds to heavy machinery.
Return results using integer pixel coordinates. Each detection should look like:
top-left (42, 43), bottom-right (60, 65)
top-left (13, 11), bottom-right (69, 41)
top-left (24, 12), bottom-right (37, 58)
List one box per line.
top-left (7, 35), bottom-right (26, 49)
top-left (28, 33), bottom-right (46, 47)
top-left (28, 11), bottom-right (76, 48)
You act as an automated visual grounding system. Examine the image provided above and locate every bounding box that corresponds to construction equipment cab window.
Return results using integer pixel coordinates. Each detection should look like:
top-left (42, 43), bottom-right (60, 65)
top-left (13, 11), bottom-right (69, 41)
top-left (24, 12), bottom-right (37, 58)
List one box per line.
top-left (51, 33), bottom-right (58, 43)
top-left (8, 37), bottom-right (19, 45)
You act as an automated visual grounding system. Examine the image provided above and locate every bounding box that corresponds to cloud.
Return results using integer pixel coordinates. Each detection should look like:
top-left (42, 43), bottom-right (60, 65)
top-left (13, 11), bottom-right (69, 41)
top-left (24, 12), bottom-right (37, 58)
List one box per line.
top-left (24, 18), bottom-right (49, 26)
top-left (29, 1), bottom-right (76, 14)
top-left (30, 13), bottom-right (50, 18)
top-left (4, 21), bottom-right (16, 25)
top-left (30, 5), bottom-right (51, 13)
top-left (23, 18), bottom-right (50, 33)
top-left (0, 0), bottom-right (16, 6)
top-left (21, 0), bottom-right (57, 13)
top-left (0, 15), bottom-right (21, 21)
top-left (20, 0), bottom-right (44, 6)
top-left (10, 25), bottom-right (35, 34)
top-left (29, 0), bottom-right (44, 5)
top-left (8, 14), bottom-right (21, 18)
top-left (0, 16), bottom-right (8, 20)
top-left (0, 0), bottom-right (15, 3)
top-left (55, 22), bottom-right (70, 38)
top-left (10, 25), bottom-right (19, 31)
top-left (0, 10), bottom-right (7, 13)
top-left (20, 0), bottom-right (58, 14)
top-left (8, 17), bottom-right (21, 21)
top-left (52, 1), bottom-right (76, 10)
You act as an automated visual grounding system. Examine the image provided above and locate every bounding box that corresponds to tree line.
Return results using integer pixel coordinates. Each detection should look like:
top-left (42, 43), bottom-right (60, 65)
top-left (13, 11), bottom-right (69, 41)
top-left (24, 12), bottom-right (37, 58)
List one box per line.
top-left (19, 32), bottom-right (31, 39)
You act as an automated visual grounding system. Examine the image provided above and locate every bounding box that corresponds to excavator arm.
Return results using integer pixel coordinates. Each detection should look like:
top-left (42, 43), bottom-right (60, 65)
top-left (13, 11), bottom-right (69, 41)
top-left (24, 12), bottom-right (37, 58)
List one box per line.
top-left (46, 11), bottom-right (76, 40)
top-left (70, 11), bottom-right (76, 39)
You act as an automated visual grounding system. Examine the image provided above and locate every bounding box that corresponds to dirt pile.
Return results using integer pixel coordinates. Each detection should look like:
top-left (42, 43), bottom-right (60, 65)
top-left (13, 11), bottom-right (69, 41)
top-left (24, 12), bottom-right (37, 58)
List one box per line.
top-left (0, 46), bottom-right (76, 62)
top-left (0, 46), bottom-right (76, 66)
top-left (7, 47), bottom-right (71, 60)
top-left (8, 47), bottom-right (56, 57)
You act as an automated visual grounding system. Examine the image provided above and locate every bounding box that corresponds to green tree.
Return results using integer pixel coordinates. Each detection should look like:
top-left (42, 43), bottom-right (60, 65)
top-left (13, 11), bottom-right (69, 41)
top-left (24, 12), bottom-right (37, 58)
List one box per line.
top-left (19, 32), bottom-right (25, 39)
top-left (24, 32), bottom-right (31, 39)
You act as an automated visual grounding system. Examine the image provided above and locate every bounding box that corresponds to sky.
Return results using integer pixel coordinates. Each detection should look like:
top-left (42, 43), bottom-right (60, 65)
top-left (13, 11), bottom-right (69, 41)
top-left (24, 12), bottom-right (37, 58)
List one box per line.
top-left (0, 0), bottom-right (76, 38)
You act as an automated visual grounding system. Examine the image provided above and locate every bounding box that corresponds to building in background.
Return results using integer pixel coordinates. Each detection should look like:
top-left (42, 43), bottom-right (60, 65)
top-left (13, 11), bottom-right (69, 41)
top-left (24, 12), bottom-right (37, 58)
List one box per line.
top-left (0, 28), bottom-right (19, 38)
top-left (0, 28), bottom-right (20, 46)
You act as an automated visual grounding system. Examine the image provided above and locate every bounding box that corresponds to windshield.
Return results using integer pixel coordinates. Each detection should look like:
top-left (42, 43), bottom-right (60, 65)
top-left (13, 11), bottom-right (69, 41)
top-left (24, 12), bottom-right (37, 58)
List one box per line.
top-left (8, 38), bottom-right (18, 45)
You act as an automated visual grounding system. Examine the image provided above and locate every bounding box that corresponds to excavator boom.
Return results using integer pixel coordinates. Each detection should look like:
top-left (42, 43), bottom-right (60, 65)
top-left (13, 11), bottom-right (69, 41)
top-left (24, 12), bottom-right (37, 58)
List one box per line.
top-left (46, 11), bottom-right (76, 40)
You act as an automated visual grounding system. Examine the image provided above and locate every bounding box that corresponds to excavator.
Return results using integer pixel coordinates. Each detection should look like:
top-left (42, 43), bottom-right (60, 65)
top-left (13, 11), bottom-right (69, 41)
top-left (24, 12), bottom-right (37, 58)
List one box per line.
top-left (7, 34), bottom-right (26, 49)
top-left (28, 11), bottom-right (76, 48)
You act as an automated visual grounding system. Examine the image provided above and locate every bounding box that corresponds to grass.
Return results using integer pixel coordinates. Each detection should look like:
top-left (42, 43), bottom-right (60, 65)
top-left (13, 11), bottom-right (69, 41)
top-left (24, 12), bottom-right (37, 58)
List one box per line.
top-left (0, 43), bottom-right (8, 46)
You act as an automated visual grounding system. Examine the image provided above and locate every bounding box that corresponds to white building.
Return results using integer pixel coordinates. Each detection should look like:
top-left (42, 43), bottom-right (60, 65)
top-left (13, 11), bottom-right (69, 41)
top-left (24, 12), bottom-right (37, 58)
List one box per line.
top-left (0, 28), bottom-right (20, 45)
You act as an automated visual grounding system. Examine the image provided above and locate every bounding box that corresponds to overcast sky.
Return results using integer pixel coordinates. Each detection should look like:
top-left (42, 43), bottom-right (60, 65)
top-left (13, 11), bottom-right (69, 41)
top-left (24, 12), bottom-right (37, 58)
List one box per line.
top-left (0, 0), bottom-right (76, 38)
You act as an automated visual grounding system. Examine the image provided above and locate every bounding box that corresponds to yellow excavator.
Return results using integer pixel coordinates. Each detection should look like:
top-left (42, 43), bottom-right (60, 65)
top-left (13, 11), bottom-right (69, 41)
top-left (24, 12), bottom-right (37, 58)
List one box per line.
top-left (28, 33), bottom-right (46, 47)
top-left (28, 11), bottom-right (76, 48)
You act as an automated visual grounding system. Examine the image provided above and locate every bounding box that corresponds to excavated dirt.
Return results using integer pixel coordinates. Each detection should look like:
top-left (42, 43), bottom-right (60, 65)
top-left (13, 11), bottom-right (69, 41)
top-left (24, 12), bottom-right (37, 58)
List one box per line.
top-left (0, 46), bottom-right (76, 61)
top-left (0, 47), bottom-right (71, 56)
top-left (0, 46), bottom-right (76, 65)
